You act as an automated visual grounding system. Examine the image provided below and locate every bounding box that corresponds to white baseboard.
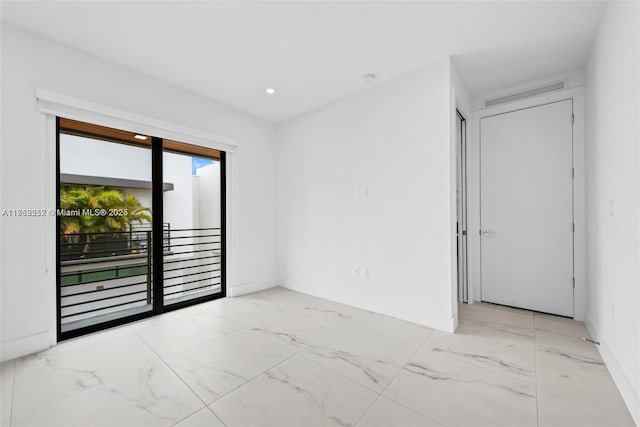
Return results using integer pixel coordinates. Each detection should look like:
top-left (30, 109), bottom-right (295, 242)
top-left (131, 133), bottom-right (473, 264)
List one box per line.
top-left (585, 313), bottom-right (640, 425)
top-left (1, 330), bottom-right (51, 362)
top-left (227, 281), bottom-right (277, 298)
top-left (424, 315), bottom-right (456, 333)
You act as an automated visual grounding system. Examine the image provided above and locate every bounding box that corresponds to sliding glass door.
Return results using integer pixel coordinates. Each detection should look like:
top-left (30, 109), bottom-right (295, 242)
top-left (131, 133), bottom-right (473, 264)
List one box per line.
top-left (57, 118), bottom-right (225, 340)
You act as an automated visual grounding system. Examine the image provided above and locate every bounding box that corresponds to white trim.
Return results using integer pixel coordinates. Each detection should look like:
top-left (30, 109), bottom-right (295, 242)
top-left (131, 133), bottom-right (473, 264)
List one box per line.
top-left (450, 84), bottom-right (459, 329)
top-left (44, 115), bottom-right (58, 347)
top-left (36, 90), bottom-right (237, 152)
top-left (225, 151), bottom-right (236, 295)
top-left (1, 331), bottom-right (51, 362)
top-left (469, 87), bottom-right (586, 320)
top-left (3, 115), bottom-right (62, 361)
top-left (585, 313), bottom-right (640, 424)
top-left (227, 282), bottom-right (277, 298)
top-left (455, 94), bottom-right (473, 306)
top-left (637, 5), bottom-right (640, 421)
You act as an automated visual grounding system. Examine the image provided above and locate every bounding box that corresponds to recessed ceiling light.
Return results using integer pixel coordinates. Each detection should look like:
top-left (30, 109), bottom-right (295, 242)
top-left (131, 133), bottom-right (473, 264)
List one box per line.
top-left (134, 134), bottom-right (148, 140)
top-left (362, 74), bottom-right (377, 83)
top-left (265, 87), bottom-right (276, 95)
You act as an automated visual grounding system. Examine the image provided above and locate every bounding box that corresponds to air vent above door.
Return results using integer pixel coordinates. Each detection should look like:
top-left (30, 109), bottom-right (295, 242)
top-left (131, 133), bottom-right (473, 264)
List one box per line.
top-left (484, 80), bottom-right (566, 108)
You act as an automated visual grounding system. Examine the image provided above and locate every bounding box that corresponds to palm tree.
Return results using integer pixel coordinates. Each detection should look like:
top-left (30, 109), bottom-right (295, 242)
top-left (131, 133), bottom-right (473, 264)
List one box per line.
top-left (60, 185), bottom-right (152, 255)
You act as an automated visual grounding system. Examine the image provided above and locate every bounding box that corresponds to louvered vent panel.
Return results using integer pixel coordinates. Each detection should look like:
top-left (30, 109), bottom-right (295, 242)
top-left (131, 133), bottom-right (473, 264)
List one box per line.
top-left (484, 80), bottom-right (566, 108)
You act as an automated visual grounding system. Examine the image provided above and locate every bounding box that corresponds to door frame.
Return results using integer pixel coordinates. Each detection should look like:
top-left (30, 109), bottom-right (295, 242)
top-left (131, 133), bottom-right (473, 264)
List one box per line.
top-left (468, 87), bottom-right (585, 320)
top-left (40, 91), bottom-right (237, 345)
top-left (55, 122), bottom-right (227, 341)
top-left (456, 109), bottom-right (469, 304)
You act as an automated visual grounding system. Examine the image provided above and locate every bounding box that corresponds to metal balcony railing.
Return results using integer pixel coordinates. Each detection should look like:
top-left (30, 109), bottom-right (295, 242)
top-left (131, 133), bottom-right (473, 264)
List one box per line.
top-left (59, 226), bottom-right (222, 330)
top-left (162, 227), bottom-right (222, 304)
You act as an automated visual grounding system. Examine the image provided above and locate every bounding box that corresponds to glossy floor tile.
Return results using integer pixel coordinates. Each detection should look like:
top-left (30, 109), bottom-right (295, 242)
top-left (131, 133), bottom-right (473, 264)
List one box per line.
top-left (301, 323), bottom-right (419, 392)
top-left (537, 384), bottom-right (635, 427)
top-left (11, 330), bottom-right (159, 416)
top-left (210, 355), bottom-right (378, 427)
top-left (422, 327), bottom-right (535, 383)
top-left (356, 396), bottom-right (442, 426)
top-left (173, 408), bottom-right (226, 427)
top-left (134, 311), bottom-right (243, 357)
top-left (165, 327), bottom-right (300, 404)
top-left (11, 362), bottom-right (204, 427)
top-left (384, 333), bottom-right (538, 426)
top-left (0, 291), bottom-right (634, 427)
top-left (315, 299), bottom-right (433, 347)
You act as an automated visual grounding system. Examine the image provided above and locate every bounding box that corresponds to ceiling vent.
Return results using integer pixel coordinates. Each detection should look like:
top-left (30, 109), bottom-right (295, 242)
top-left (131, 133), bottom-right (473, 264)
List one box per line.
top-left (484, 80), bottom-right (566, 108)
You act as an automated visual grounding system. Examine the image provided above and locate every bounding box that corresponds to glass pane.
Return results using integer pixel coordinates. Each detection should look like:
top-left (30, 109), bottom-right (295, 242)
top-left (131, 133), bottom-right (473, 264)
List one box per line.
top-left (59, 130), bottom-right (154, 333)
top-left (163, 150), bottom-right (222, 305)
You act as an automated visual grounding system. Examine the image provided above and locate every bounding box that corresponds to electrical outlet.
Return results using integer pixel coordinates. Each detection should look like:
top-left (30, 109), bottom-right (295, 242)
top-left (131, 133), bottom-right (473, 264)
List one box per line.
top-left (354, 267), bottom-right (360, 278)
top-left (609, 200), bottom-right (615, 216)
top-left (611, 305), bottom-right (616, 322)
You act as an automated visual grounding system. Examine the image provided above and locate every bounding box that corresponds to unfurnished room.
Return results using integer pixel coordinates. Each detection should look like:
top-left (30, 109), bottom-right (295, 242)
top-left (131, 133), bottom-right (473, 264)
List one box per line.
top-left (0, 1), bottom-right (638, 426)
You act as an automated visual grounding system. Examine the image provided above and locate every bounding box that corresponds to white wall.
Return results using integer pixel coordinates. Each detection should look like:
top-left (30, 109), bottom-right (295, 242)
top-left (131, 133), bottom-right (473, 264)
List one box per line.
top-left (60, 134), bottom-right (152, 181)
top-left (584, 1), bottom-right (640, 422)
top-left (276, 59), bottom-right (456, 331)
top-left (196, 163), bottom-right (221, 229)
top-left (60, 137), bottom-right (219, 231)
top-left (163, 152), bottom-right (195, 230)
top-left (60, 133), bottom-right (154, 214)
top-left (450, 62), bottom-right (472, 116)
top-left (0, 24), bottom-right (278, 360)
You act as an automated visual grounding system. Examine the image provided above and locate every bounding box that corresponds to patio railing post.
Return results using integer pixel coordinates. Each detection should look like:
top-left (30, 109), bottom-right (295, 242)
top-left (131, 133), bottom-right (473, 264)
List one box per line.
top-left (146, 231), bottom-right (152, 304)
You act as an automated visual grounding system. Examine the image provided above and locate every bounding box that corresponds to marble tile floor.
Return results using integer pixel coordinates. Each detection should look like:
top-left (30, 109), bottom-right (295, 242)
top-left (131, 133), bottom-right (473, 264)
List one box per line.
top-left (0, 287), bottom-right (634, 427)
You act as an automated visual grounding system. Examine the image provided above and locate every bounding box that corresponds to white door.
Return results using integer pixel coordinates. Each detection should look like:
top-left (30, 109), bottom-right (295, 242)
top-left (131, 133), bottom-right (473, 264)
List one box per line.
top-left (480, 100), bottom-right (573, 317)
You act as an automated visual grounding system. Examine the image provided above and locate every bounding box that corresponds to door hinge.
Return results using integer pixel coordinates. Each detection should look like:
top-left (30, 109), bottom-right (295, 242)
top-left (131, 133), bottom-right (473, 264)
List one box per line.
top-left (571, 113), bottom-right (575, 124)
top-left (572, 277), bottom-right (576, 288)
top-left (572, 222), bottom-right (575, 233)
top-left (572, 168), bottom-right (575, 178)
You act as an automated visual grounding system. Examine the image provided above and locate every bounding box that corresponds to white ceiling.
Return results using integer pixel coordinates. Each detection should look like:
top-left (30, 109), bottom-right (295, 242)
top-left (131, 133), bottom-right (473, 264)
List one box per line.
top-left (2, 1), bottom-right (605, 122)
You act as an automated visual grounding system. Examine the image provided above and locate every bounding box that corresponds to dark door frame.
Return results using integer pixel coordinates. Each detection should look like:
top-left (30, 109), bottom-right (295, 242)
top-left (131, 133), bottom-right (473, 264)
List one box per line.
top-left (456, 109), bottom-right (469, 304)
top-left (56, 117), bottom-right (227, 341)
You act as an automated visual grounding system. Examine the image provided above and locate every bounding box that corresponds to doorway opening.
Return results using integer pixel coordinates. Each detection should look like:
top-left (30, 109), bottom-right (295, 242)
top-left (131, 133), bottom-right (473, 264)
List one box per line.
top-left (456, 110), bottom-right (469, 303)
top-left (56, 117), bottom-right (226, 340)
